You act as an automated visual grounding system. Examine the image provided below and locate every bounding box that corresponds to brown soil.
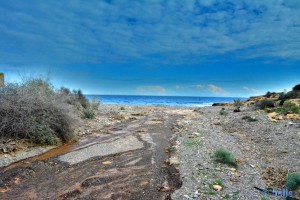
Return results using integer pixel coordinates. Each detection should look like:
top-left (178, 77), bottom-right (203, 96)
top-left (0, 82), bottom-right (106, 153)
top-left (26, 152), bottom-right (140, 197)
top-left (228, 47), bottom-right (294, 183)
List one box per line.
top-left (0, 105), bottom-right (187, 200)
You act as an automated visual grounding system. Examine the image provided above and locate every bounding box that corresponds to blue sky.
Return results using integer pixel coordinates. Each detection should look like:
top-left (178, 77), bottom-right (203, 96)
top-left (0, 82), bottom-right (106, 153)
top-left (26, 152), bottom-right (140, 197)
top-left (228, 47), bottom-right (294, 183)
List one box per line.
top-left (0, 0), bottom-right (300, 97)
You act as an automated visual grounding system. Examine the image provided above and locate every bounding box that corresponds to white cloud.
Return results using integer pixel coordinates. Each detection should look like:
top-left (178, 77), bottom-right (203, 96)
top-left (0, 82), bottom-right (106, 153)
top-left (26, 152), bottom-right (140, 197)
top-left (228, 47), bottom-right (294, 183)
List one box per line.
top-left (0, 0), bottom-right (299, 65)
top-left (243, 86), bottom-right (250, 91)
top-left (195, 84), bottom-right (205, 89)
top-left (243, 86), bottom-right (258, 92)
top-left (136, 85), bottom-right (166, 94)
top-left (208, 84), bottom-right (227, 94)
top-left (175, 84), bottom-right (205, 90)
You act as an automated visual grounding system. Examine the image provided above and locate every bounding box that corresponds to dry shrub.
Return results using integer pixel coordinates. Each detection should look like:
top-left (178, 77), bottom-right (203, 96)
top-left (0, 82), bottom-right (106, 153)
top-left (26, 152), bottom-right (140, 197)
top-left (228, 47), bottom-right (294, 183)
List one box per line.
top-left (0, 78), bottom-right (78, 145)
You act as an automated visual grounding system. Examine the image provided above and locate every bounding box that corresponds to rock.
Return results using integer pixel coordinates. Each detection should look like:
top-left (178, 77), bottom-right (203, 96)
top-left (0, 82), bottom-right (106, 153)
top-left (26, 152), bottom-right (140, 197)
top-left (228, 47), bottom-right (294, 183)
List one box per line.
top-left (139, 181), bottom-right (149, 188)
top-left (268, 112), bottom-right (277, 119)
top-left (233, 108), bottom-right (241, 112)
top-left (0, 187), bottom-right (10, 193)
top-left (234, 172), bottom-right (242, 177)
top-left (14, 177), bottom-right (21, 185)
top-left (248, 96), bottom-right (266, 102)
top-left (2, 147), bottom-right (8, 153)
top-left (102, 161), bottom-right (113, 165)
top-left (286, 114), bottom-right (300, 120)
top-left (169, 156), bottom-right (180, 165)
top-left (193, 190), bottom-right (199, 198)
top-left (213, 185), bottom-right (222, 191)
top-left (157, 186), bottom-right (171, 192)
top-left (276, 115), bottom-right (284, 120)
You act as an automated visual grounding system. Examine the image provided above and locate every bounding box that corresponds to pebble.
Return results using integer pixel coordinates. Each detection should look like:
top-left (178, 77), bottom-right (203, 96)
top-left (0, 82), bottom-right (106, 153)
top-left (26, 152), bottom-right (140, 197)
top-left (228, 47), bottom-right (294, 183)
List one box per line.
top-left (193, 190), bottom-right (199, 198)
top-left (213, 185), bottom-right (222, 191)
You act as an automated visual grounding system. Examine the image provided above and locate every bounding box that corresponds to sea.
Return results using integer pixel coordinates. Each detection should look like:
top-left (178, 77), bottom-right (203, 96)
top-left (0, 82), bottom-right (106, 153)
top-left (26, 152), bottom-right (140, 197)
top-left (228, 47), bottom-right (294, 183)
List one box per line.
top-left (85, 95), bottom-right (247, 107)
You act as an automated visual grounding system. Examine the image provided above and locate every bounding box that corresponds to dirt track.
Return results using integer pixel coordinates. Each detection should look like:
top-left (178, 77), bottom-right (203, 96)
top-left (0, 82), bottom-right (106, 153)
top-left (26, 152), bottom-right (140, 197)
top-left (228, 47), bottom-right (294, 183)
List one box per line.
top-left (0, 107), bottom-right (190, 200)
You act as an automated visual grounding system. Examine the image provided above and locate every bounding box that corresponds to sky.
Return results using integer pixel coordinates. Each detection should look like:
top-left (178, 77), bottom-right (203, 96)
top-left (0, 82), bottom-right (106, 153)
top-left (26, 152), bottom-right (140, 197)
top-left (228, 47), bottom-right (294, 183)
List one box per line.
top-left (0, 0), bottom-right (300, 97)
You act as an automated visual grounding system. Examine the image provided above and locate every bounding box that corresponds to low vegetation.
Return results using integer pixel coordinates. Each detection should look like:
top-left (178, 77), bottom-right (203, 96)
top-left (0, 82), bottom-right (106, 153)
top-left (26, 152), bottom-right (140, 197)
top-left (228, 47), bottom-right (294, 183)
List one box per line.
top-left (219, 108), bottom-right (228, 116)
top-left (233, 99), bottom-right (243, 107)
top-left (255, 84), bottom-right (300, 115)
top-left (255, 99), bottom-right (275, 109)
top-left (0, 78), bottom-right (97, 145)
top-left (82, 108), bottom-right (96, 119)
top-left (286, 172), bottom-right (300, 190)
top-left (213, 148), bottom-right (237, 167)
top-left (242, 116), bottom-right (258, 122)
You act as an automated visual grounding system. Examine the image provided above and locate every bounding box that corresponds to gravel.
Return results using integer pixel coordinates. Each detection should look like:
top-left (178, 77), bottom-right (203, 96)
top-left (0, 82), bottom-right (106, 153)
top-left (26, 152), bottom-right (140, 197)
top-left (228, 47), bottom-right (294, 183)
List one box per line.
top-left (171, 106), bottom-right (300, 200)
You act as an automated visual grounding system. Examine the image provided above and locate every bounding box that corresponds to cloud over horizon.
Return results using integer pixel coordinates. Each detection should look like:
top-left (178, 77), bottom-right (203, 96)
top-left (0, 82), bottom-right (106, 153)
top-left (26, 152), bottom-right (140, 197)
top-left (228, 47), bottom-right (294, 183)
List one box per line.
top-left (136, 85), bottom-right (166, 95)
top-left (0, 0), bottom-right (300, 66)
top-left (208, 84), bottom-right (227, 95)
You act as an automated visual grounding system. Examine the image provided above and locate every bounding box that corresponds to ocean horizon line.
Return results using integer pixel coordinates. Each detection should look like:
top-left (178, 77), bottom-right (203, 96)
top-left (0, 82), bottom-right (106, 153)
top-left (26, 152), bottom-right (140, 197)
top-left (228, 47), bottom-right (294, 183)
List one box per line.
top-left (85, 95), bottom-right (248, 107)
top-left (85, 94), bottom-right (249, 99)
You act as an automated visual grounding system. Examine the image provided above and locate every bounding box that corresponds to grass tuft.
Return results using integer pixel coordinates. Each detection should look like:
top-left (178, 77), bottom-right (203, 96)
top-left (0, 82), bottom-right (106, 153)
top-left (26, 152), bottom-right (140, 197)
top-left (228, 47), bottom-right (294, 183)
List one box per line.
top-left (213, 148), bottom-right (237, 166)
top-left (286, 172), bottom-right (300, 190)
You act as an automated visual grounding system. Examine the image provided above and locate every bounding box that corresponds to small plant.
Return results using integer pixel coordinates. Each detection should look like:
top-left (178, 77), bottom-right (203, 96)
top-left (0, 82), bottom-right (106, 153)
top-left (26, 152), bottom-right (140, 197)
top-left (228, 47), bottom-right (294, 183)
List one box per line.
top-left (256, 100), bottom-right (275, 109)
top-left (214, 148), bottom-right (237, 166)
top-left (120, 107), bottom-right (125, 110)
top-left (242, 116), bottom-right (258, 122)
top-left (183, 141), bottom-right (200, 147)
top-left (83, 108), bottom-right (95, 119)
top-left (233, 99), bottom-right (243, 112)
top-left (234, 99), bottom-right (243, 107)
top-left (275, 107), bottom-right (284, 113)
top-left (219, 108), bottom-right (228, 116)
top-left (286, 172), bottom-right (300, 190)
top-left (282, 102), bottom-right (300, 114)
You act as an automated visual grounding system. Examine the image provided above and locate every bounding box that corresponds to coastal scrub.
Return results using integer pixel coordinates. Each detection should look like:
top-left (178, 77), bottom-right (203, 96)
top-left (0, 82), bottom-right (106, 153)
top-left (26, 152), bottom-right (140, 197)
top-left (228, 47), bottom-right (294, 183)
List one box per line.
top-left (0, 78), bottom-right (90, 145)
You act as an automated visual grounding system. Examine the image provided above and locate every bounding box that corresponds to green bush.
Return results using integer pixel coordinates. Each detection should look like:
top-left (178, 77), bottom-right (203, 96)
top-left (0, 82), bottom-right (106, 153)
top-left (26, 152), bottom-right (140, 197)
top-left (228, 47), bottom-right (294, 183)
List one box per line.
top-left (0, 78), bottom-right (77, 145)
top-left (282, 102), bottom-right (300, 114)
top-left (213, 148), bottom-right (237, 166)
top-left (286, 172), bottom-right (300, 190)
top-left (83, 108), bottom-right (96, 119)
top-left (256, 100), bottom-right (275, 109)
